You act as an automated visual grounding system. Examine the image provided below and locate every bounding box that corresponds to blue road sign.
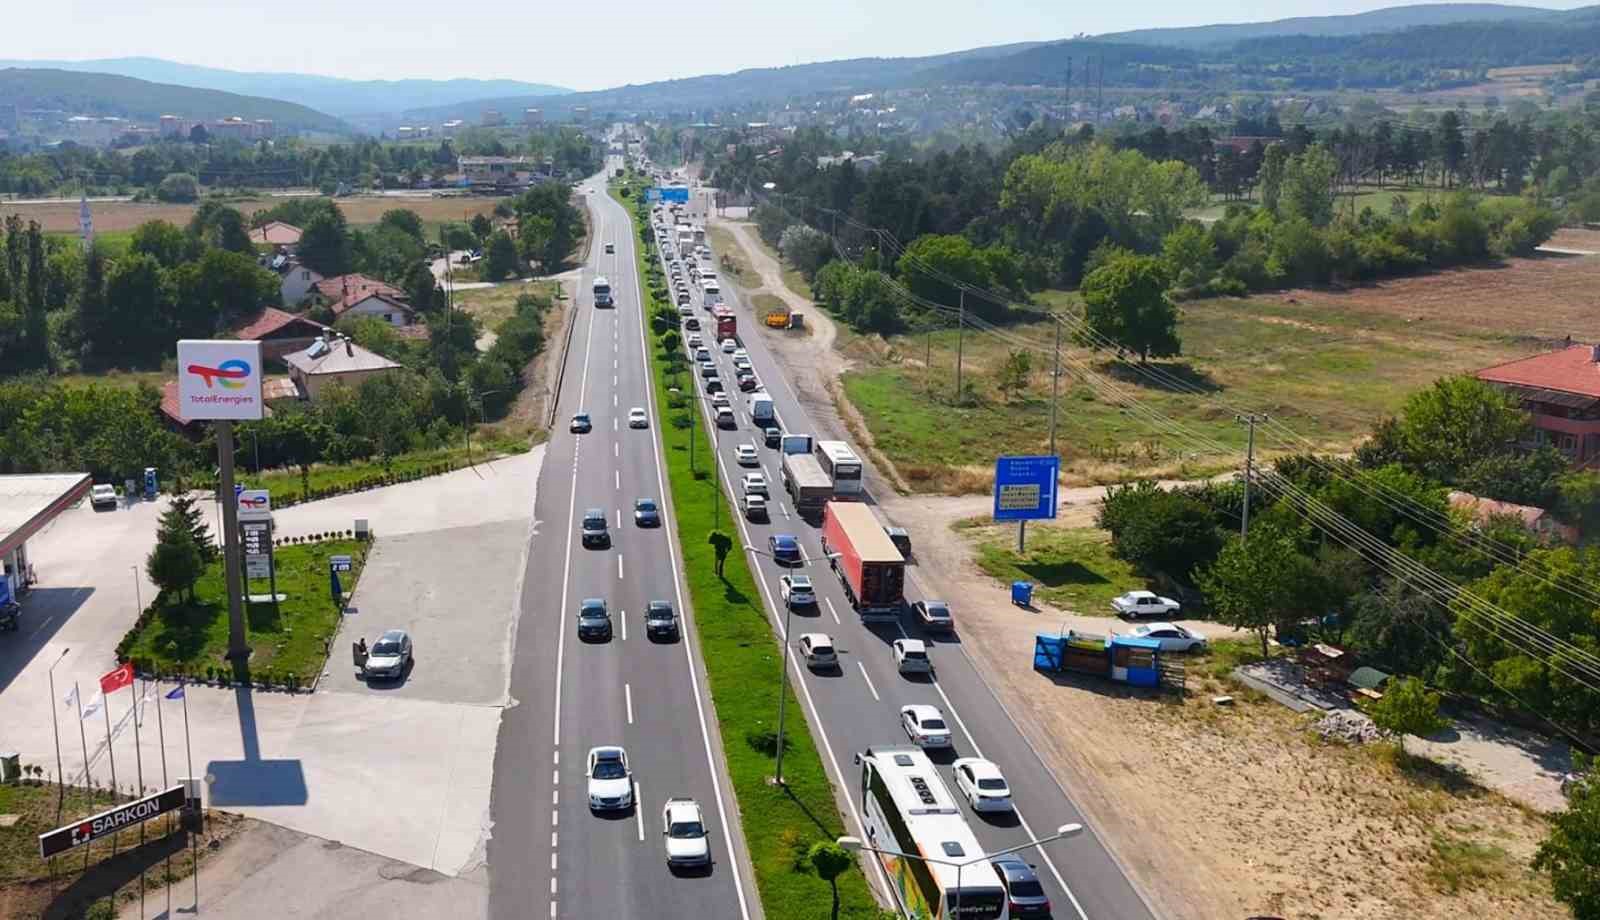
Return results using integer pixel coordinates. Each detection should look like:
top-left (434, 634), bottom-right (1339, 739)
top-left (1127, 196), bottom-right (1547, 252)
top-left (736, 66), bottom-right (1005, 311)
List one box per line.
top-left (656, 185), bottom-right (689, 203)
top-left (993, 455), bottom-right (1059, 521)
top-left (646, 188), bottom-right (661, 202)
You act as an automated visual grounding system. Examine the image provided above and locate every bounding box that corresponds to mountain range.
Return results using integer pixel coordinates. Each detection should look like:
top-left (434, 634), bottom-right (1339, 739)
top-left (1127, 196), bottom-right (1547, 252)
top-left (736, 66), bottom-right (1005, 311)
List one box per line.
top-left (0, 57), bottom-right (569, 117)
top-left (1098, 2), bottom-right (1561, 48)
top-left (0, 68), bottom-right (347, 134)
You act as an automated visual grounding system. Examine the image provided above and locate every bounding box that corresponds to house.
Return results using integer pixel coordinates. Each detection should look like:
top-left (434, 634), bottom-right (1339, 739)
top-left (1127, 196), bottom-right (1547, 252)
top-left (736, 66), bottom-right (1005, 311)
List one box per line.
top-left (284, 334), bottom-right (402, 401)
top-left (1448, 491), bottom-right (1578, 545)
top-left (231, 307), bottom-right (330, 361)
top-left (248, 221), bottom-right (303, 248)
top-left (1475, 343), bottom-right (1600, 467)
top-left (161, 377), bottom-right (295, 431)
top-left (459, 156), bottom-right (535, 190)
top-left (332, 291), bottom-right (417, 327)
top-left (273, 257), bottom-right (324, 307)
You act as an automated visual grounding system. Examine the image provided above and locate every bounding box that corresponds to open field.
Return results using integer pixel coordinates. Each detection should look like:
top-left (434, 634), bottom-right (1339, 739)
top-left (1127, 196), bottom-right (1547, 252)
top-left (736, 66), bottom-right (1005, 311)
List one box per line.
top-left (963, 520), bottom-right (1143, 613)
top-left (453, 279), bottom-right (560, 330)
top-left (838, 290), bottom-right (1528, 491)
top-left (4, 195), bottom-right (499, 234)
top-left (706, 225), bottom-right (752, 287)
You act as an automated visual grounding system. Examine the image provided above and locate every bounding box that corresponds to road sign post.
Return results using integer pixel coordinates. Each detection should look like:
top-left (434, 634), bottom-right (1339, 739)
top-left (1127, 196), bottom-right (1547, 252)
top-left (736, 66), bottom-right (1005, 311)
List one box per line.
top-left (993, 455), bottom-right (1060, 553)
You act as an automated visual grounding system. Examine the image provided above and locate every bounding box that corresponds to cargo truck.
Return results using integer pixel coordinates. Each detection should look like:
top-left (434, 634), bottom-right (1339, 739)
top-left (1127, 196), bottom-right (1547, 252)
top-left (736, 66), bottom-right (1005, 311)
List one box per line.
top-left (782, 451), bottom-right (832, 515)
top-left (715, 308), bottom-right (737, 341)
top-left (820, 501), bottom-right (905, 619)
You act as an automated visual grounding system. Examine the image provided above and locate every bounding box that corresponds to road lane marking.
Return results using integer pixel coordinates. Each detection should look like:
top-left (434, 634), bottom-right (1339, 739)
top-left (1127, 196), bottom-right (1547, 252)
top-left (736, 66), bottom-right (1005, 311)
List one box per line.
top-left (551, 831), bottom-right (557, 847)
top-left (551, 852), bottom-right (557, 870)
top-left (550, 878), bottom-right (557, 895)
top-left (779, 501), bottom-right (790, 520)
top-left (551, 809), bottom-right (558, 827)
top-left (634, 782), bottom-right (644, 841)
top-left (825, 597), bottom-right (841, 624)
top-left (553, 751), bottom-right (559, 765)
top-left (552, 769), bottom-right (559, 786)
top-left (625, 683), bottom-right (634, 724)
top-left (550, 901), bottom-right (557, 919)
top-left (614, 374), bottom-right (618, 387)
top-left (613, 418), bottom-right (618, 431)
top-left (620, 608), bottom-right (626, 641)
top-left (618, 555), bottom-right (624, 580)
top-left (857, 661), bottom-right (880, 701)
top-left (615, 470), bottom-right (620, 490)
top-left (613, 393), bottom-right (618, 407)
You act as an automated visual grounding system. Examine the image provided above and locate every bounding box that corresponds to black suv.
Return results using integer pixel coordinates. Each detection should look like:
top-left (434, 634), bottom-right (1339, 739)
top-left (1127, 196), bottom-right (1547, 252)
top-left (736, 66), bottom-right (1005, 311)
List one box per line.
top-left (645, 600), bottom-right (678, 640)
top-left (581, 508), bottom-right (610, 548)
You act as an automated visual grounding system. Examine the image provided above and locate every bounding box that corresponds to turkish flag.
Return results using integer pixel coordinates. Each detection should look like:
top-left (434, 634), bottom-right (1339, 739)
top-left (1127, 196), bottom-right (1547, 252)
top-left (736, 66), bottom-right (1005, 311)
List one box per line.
top-left (99, 662), bottom-right (134, 695)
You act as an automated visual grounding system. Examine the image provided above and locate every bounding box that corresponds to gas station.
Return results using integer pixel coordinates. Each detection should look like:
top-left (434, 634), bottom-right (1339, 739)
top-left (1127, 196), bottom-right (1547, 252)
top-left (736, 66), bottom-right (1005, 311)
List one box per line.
top-left (0, 472), bottom-right (93, 614)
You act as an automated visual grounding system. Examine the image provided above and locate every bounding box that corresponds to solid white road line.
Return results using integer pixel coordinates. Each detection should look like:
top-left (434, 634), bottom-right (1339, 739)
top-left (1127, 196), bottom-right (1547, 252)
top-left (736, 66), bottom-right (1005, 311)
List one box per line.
top-left (825, 597), bottom-right (841, 625)
top-left (634, 783), bottom-right (644, 841)
top-left (857, 661), bottom-right (880, 701)
top-left (625, 683), bottom-right (634, 724)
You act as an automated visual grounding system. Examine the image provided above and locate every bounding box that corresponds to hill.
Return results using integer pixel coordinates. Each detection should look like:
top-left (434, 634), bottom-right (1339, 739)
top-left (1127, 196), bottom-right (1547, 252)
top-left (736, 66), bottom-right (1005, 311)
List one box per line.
top-left (1100, 3), bottom-right (1560, 48)
top-left (0, 68), bottom-right (347, 134)
top-left (0, 57), bottom-right (571, 117)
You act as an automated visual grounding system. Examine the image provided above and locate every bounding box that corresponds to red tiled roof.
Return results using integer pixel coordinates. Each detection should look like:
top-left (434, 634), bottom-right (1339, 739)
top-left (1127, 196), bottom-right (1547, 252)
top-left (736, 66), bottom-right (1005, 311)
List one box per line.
top-left (1475, 344), bottom-right (1600, 400)
top-left (311, 274), bottom-right (403, 303)
top-left (160, 380), bottom-right (190, 426)
top-left (248, 221), bottom-right (303, 245)
top-left (330, 291), bottom-right (416, 319)
top-left (231, 307), bottom-right (328, 341)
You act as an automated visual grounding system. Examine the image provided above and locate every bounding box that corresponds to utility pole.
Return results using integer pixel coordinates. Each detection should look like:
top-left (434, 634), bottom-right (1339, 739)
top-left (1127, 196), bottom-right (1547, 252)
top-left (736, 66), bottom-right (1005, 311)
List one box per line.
top-left (925, 327), bottom-right (933, 396)
top-left (954, 290), bottom-right (966, 404)
top-left (1048, 316), bottom-right (1062, 458)
top-left (1236, 413), bottom-right (1267, 538)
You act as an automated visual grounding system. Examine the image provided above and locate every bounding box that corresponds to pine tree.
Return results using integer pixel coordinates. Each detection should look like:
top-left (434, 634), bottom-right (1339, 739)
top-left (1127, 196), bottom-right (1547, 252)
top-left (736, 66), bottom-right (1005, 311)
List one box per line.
top-left (159, 494), bottom-right (217, 564)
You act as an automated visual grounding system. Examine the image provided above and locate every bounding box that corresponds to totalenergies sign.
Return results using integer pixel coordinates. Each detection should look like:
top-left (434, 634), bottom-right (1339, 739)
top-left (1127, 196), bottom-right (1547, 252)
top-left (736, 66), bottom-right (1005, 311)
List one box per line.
top-left (176, 340), bottom-right (264, 421)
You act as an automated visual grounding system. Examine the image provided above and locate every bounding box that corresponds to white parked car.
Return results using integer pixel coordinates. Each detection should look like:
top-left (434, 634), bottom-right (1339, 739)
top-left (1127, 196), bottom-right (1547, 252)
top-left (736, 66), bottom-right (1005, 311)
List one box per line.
top-left (628, 407), bottom-right (649, 428)
top-left (90, 484), bottom-right (118, 509)
top-left (1111, 590), bottom-right (1182, 619)
top-left (951, 758), bottom-right (1013, 813)
top-left (780, 573), bottom-right (816, 607)
top-left (1129, 622), bottom-right (1208, 652)
top-left (720, 338), bottom-right (737, 353)
top-left (893, 638), bottom-right (933, 675)
top-left (741, 472), bottom-right (769, 496)
top-left (662, 797), bottom-right (711, 870)
top-left (798, 633), bottom-right (837, 669)
top-left (900, 704), bottom-right (952, 749)
top-left (586, 746), bottom-right (633, 811)
top-left (735, 444), bottom-right (759, 466)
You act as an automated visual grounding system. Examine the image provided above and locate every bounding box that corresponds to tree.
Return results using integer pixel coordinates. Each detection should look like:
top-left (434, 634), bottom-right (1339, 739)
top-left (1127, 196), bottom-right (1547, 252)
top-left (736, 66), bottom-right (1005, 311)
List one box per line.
top-left (897, 234), bottom-right (998, 319)
top-left (402, 261), bottom-right (442, 315)
top-left (1077, 252), bottom-right (1179, 363)
top-left (1162, 222), bottom-right (1216, 290)
top-left (1369, 675), bottom-right (1447, 741)
top-left (707, 530), bottom-right (733, 578)
top-left (484, 230), bottom-right (520, 282)
top-left (187, 202), bottom-right (253, 254)
top-left (129, 220), bottom-right (195, 268)
top-left (146, 536), bottom-right (203, 604)
top-left (1395, 376), bottom-right (1529, 482)
top-left (1197, 527), bottom-right (1310, 659)
top-left (1098, 480), bottom-right (1225, 581)
top-left (807, 840), bottom-right (855, 920)
top-left (22, 221), bottom-right (48, 370)
top-left (170, 248), bottom-right (281, 336)
top-left (103, 252), bottom-right (174, 362)
top-left (1459, 445), bottom-right (1570, 509)
top-left (1437, 111), bottom-right (1467, 188)
top-left (297, 207), bottom-right (352, 276)
top-left (158, 494), bottom-right (217, 563)
top-left (378, 208), bottom-right (425, 243)
top-left (156, 173), bottom-right (200, 203)
top-left (996, 349), bottom-right (1032, 402)
top-left (470, 213), bottom-right (494, 242)
top-left (1280, 146), bottom-right (1340, 227)
top-left (779, 224), bottom-right (834, 281)
top-left (1534, 752), bottom-right (1600, 919)
top-left (1258, 144), bottom-right (1289, 214)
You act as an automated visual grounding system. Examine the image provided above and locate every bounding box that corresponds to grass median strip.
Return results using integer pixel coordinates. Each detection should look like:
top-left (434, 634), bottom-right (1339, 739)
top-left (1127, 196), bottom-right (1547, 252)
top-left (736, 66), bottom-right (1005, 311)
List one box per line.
top-left (615, 182), bottom-right (884, 919)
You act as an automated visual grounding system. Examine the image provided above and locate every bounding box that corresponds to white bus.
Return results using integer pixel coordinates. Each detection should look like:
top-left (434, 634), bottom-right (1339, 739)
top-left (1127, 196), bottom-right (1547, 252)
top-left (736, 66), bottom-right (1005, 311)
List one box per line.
top-left (856, 747), bottom-right (1008, 919)
top-left (816, 440), bottom-right (863, 497)
top-left (592, 276), bottom-right (613, 308)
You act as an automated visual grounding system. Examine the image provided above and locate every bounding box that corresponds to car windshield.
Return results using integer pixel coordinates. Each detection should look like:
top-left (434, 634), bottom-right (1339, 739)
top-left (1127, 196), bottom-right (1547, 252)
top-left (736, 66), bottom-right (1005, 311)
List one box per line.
top-left (925, 604), bottom-right (950, 618)
top-left (592, 760), bottom-right (626, 779)
top-left (669, 820), bottom-right (704, 838)
top-left (649, 605), bottom-right (673, 619)
top-left (977, 778), bottom-right (1007, 791)
top-left (792, 576), bottom-right (811, 588)
top-left (921, 718), bottom-right (947, 731)
top-left (637, 500), bottom-right (656, 512)
top-left (581, 604), bottom-right (605, 618)
top-left (811, 643), bottom-right (834, 655)
top-left (372, 640), bottom-right (402, 656)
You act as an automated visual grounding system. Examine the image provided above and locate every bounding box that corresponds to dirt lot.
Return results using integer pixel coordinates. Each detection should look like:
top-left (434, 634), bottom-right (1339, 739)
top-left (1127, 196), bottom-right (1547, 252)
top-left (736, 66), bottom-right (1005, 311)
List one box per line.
top-left (0, 195), bottom-right (498, 234)
top-left (1281, 233), bottom-right (1600, 343)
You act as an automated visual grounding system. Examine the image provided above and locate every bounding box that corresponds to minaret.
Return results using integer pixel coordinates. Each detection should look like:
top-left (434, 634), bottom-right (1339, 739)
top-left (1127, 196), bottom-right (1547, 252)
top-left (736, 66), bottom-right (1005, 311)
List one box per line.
top-left (78, 193), bottom-right (93, 252)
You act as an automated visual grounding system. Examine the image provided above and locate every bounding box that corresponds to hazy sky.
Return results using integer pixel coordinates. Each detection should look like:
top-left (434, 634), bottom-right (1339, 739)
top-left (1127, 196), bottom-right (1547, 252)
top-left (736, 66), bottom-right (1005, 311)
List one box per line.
top-left (11, 0), bottom-right (1595, 91)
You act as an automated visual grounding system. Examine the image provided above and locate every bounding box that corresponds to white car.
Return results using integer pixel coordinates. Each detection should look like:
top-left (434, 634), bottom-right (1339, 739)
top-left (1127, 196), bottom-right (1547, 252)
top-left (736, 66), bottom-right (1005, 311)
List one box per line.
top-left (662, 797), bottom-right (711, 870)
top-left (732, 348), bottom-right (749, 362)
top-left (1129, 622), bottom-right (1208, 652)
top-left (735, 444), bottom-right (759, 466)
top-left (742, 493), bottom-right (768, 519)
top-left (695, 348), bottom-right (712, 363)
top-left (628, 407), bottom-right (649, 429)
top-left (686, 333), bottom-right (703, 349)
top-left (720, 338), bottom-right (737, 353)
top-left (742, 473), bottom-right (769, 496)
top-left (780, 574), bottom-right (816, 607)
top-left (710, 392), bottom-right (730, 409)
top-left (901, 705), bottom-right (953, 749)
top-left (1111, 590), bottom-right (1182, 619)
top-left (733, 357), bottom-right (752, 373)
top-left (798, 633), bottom-right (838, 669)
top-left (90, 484), bottom-right (118, 509)
top-left (715, 406), bottom-right (736, 428)
top-left (586, 746), bottom-right (634, 811)
top-left (893, 638), bottom-right (933, 675)
top-left (951, 758), bottom-right (1013, 813)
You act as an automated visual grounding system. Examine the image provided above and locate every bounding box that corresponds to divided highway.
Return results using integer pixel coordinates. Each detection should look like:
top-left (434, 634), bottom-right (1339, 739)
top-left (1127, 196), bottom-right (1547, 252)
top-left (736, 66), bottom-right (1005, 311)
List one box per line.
top-left (652, 186), bottom-right (1159, 920)
top-left (486, 162), bottom-right (754, 920)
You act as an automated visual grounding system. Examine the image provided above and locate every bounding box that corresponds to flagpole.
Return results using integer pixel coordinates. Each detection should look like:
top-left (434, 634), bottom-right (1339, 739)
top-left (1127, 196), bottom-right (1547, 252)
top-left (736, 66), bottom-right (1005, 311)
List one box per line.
top-left (132, 678), bottom-right (146, 917)
top-left (47, 648), bottom-right (67, 822)
top-left (156, 680), bottom-right (172, 919)
top-left (73, 680), bottom-right (91, 873)
top-left (181, 684), bottom-right (198, 910)
top-left (102, 697), bottom-right (117, 856)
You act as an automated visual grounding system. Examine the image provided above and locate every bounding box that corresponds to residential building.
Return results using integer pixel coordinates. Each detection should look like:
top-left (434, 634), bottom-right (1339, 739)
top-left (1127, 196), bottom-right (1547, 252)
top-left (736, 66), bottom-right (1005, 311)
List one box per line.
top-left (1447, 491), bottom-right (1578, 545)
top-left (231, 307), bottom-right (330, 361)
top-left (249, 221), bottom-right (303, 248)
top-left (1475, 343), bottom-right (1600, 467)
top-left (311, 273), bottom-right (403, 306)
top-left (524, 108), bottom-right (543, 125)
top-left (274, 257), bottom-right (324, 307)
top-left (333, 291), bottom-right (417, 327)
top-left (459, 156), bottom-right (535, 190)
top-left (284, 334), bottom-right (403, 401)
top-left (441, 119), bottom-right (465, 136)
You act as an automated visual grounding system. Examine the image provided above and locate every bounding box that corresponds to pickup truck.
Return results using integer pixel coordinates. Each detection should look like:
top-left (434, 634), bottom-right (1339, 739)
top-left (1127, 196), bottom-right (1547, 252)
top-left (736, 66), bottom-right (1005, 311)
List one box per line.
top-left (1111, 590), bottom-right (1181, 619)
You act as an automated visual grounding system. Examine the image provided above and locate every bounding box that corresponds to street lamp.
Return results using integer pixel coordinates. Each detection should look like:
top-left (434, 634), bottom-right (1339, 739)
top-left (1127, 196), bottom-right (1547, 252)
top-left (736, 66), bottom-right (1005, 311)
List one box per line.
top-left (837, 823), bottom-right (1083, 916)
top-left (683, 391), bottom-right (726, 527)
top-left (466, 388), bottom-right (507, 465)
top-left (745, 543), bottom-right (839, 786)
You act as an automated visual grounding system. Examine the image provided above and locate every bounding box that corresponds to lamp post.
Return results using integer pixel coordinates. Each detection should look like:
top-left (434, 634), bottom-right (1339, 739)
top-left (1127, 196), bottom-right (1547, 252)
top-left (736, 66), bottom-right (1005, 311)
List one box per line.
top-left (682, 391), bottom-right (724, 528)
top-left (838, 823), bottom-right (1083, 916)
top-left (745, 544), bottom-right (839, 786)
top-left (466, 388), bottom-right (506, 465)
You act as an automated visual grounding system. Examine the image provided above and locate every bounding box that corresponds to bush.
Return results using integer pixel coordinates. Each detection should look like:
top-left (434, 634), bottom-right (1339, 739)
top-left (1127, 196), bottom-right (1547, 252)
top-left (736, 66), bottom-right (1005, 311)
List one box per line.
top-left (156, 173), bottom-right (199, 203)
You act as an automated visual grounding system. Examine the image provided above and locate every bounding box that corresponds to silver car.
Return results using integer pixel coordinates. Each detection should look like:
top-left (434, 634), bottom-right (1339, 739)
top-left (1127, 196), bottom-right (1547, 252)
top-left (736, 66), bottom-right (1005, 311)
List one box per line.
top-left (363, 629), bottom-right (413, 680)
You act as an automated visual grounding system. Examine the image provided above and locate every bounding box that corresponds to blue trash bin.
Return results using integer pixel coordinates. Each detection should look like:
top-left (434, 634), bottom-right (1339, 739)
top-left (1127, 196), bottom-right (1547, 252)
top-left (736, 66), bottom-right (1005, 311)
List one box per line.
top-left (1011, 581), bottom-right (1034, 608)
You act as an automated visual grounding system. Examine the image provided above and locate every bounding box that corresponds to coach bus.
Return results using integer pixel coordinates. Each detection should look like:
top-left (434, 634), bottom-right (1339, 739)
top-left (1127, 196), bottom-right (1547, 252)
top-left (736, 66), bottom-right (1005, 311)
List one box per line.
top-left (856, 747), bottom-right (1008, 919)
top-left (815, 440), bottom-right (863, 497)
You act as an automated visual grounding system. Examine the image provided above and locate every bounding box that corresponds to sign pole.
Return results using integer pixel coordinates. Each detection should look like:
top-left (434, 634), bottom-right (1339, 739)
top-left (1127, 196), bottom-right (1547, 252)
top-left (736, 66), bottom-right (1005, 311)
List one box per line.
top-left (155, 681), bottom-right (172, 918)
top-left (100, 699), bottom-right (117, 854)
top-left (267, 520), bottom-right (278, 606)
top-left (217, 420), bottom-right (249, 665)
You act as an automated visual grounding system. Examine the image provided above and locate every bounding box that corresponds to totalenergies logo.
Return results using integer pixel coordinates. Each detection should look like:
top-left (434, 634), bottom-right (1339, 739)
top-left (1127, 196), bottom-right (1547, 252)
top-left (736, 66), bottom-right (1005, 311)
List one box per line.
top-left (239, 495), bottom-right (268, 510)
top-left (187, 359), bottom-right (251, 390)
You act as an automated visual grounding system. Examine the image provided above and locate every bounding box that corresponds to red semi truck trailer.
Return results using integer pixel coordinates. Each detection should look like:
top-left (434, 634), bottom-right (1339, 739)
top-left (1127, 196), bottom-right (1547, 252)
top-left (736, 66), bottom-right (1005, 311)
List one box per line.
top-left (714, 307), bottom-right (736, 341)
top-left (820, 501), bottom-right (905, 619)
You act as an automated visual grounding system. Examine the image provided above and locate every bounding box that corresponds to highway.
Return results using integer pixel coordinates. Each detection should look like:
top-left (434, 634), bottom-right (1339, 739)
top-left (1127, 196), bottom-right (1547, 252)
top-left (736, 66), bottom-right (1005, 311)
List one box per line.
top-left (648, 180), bottom-right (1159, 920)
top-left (485, 156), bottom-right (754, 920)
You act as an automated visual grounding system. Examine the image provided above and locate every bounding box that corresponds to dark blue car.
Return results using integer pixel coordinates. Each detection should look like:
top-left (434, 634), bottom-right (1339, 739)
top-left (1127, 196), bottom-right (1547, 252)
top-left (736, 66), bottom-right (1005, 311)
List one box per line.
top-left (768, 534), bottom-right (802, 566)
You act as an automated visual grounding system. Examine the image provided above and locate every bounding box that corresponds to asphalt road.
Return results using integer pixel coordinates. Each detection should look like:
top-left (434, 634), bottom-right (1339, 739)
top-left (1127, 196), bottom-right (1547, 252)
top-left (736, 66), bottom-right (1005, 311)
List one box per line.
top-left (657, 185), bottom-right (1159, 920)
top-left (486, 157), bottom-right (754, 920)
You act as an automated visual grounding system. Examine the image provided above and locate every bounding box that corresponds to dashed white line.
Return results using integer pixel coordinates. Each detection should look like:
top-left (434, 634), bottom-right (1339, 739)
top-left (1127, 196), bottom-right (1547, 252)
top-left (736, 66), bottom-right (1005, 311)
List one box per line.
top-left (550, 901), bottom-right (557, 919)
top-left (634, 782), bottom-right (644, 841)
top-left (825, 597), bottom-right (841, 625)
top-left (617, 555), bottom-right (624, 580)
top-left (550, 878), bottom-right (557, 895)
top-left (615, 470), bottom-right (620, 490)
top-left (615, 442), bottom-right (620, 458)
top-left (620, 608), bottom-right (627, 641)
top-left (552, 751), bottom-right (559, 765)
top-left (551, 809), bottom-right (558, 827)
top-left (613, 393), bottom-right (618, 407)
top-left (551, 852), bottom-right (557, 870)
top-left (613, 418), bottom-right (618, 431)
top-left (625, 683), bottom-right (634, 724)
top-left (614, 374), bottom-right (618, 387)
top-left (779, 501), bottom-right (791, 520)
top-left (857, 661), bottom-right (881, 701)
top-left (552, 789), bottom-right (558, 805)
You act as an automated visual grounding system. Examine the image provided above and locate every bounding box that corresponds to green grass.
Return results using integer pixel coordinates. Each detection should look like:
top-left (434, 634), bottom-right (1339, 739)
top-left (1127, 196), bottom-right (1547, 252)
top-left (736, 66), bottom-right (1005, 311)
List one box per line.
top-left (1425, 833), bottom-right (1514, 894)
top-left (454, 279), bottom-right (559, 330)
top-left (614, 182), bottom-right (882, 920)
top-left (841, 295), bottom-right (1524, 491)
top-left (706, 225), bottom-right (753, 288)
top-left (121, 539), bottom-right (368, 679)
top-left (967, 524), bottom-right (1143, 614)
top-left (230, 441), bottom-right (527, 506)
